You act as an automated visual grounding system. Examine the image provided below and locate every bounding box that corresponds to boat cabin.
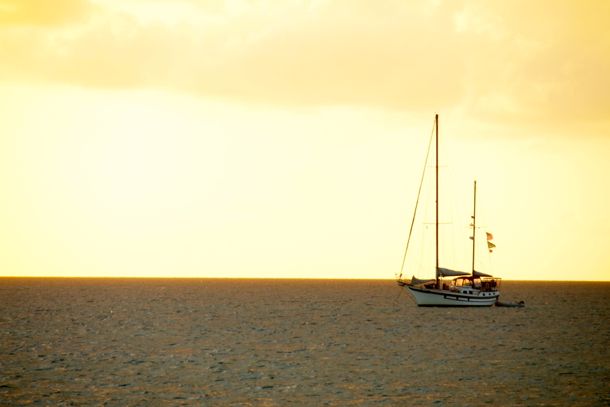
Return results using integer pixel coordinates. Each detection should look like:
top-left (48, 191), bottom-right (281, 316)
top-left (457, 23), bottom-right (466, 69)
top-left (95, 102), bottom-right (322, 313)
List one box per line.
top-left (451, 276), bottom-right (500, 293)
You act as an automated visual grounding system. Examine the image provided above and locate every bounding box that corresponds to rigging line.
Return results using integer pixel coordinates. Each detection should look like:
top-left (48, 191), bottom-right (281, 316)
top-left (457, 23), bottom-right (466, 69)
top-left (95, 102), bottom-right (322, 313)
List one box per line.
top-left (398, 117), bottom-right (436, 281)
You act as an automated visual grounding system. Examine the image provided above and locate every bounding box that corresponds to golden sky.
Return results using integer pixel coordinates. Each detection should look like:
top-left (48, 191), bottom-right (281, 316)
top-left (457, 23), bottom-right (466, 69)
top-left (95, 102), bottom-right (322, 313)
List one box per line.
top-left (0, 0), bottom-right (609, 280)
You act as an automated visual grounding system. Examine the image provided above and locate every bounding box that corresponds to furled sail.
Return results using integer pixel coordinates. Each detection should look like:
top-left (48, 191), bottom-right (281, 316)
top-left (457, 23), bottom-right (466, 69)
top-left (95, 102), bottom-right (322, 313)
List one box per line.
top-left (438, 267), bottom-right (471, 277)
top-left (410, 276), bottom-right (436, 286)
top-left (473, 270), bottom-right (493, 278)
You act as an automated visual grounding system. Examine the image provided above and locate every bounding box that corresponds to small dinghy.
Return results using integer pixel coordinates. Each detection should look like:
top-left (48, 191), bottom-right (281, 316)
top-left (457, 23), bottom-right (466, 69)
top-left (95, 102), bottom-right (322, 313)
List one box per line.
top-left (495, 300), bottom-right (525, 308)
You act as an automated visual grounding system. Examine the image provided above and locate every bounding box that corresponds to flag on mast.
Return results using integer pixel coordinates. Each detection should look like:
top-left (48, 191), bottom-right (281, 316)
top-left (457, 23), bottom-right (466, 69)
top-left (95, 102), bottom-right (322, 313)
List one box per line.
top-left (486, 232), bottom-right (495, 252)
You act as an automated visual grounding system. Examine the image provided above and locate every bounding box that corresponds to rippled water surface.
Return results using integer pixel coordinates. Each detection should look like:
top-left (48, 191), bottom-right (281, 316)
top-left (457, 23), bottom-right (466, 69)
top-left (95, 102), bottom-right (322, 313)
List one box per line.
top-left (1, 279), bottom-right (609, 405)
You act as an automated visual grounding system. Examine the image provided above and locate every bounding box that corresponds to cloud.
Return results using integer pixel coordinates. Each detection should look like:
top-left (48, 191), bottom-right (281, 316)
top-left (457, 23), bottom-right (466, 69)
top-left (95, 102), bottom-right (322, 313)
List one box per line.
top-left (181, 1), bottom-right (467, 110)
top-left (0, 0), bottom-right (609, 125)
top-left (0, 1), bottom-right (471, 111)
top-left (0, 0), bottom-right (92, 26)
top-left (455, 0), bottom-right (610, 124)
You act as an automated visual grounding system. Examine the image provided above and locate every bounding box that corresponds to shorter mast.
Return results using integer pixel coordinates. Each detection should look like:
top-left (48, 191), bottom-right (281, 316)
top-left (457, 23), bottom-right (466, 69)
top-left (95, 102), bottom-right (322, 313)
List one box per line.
top-left (435, 114), bottom-right (440, 288)
top-left (471, 180), bottom-right (477, 275)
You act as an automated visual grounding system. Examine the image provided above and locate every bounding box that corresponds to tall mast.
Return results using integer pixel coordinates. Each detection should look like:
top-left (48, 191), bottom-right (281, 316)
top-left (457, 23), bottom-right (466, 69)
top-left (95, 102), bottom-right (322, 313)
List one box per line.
top-left (435, 114), bottom-right (439, 288)
top-left (471, 180), bottom-right (477, 275)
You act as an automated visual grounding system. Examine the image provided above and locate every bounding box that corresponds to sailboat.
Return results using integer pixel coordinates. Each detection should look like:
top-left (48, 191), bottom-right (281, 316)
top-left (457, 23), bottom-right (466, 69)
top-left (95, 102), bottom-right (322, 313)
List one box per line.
top-left (397, 114), bottom-right (501, 306)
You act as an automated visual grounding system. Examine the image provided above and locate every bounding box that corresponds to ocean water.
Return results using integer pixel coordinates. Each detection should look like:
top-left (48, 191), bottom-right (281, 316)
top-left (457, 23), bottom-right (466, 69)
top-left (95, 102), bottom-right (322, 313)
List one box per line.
top-left (1, 279), bottom-right (608, 406)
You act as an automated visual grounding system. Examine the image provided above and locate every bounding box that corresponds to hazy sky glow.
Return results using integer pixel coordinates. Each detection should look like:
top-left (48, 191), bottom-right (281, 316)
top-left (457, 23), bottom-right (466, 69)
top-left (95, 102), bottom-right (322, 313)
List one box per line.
top-left (1, 0), bottom-right (609, 280)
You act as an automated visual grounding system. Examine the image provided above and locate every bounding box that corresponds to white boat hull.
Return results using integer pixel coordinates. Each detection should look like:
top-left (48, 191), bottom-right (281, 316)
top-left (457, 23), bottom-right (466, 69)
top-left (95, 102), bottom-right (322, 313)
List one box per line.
top-left (406, 285), bottom-right (499, 307)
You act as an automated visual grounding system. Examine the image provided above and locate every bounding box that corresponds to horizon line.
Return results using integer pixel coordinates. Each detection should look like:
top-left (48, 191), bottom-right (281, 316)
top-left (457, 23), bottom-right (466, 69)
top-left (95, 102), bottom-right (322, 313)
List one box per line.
top-left (0, 276), bottom-right (608, 283)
